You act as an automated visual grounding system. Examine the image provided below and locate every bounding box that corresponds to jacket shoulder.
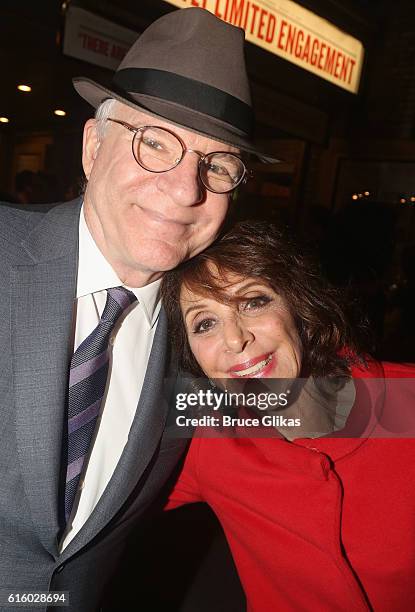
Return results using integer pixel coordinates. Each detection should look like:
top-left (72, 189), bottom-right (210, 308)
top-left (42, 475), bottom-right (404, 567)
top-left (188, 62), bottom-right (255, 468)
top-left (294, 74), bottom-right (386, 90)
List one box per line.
top-left (0, 205), bottom-right (35, 259)
top-left (0, 200), bottom-right (76, 263)
top-left (0, 202), bottom-right (54, 240)
top-left (382, 361), bottom-right (415, 377)
top-left (352, 358), bottom-right (415, 378)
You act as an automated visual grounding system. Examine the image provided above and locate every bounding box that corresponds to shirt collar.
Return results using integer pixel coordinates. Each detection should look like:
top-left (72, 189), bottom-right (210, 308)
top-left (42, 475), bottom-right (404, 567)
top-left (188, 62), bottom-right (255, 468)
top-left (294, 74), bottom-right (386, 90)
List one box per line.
top-left (77, 205), bottom-right (161, 327)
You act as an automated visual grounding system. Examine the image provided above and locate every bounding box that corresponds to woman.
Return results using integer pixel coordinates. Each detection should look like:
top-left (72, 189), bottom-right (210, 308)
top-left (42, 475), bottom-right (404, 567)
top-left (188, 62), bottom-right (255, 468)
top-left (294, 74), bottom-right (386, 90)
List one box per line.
top-left (161, 221), bottom-right (415, 612)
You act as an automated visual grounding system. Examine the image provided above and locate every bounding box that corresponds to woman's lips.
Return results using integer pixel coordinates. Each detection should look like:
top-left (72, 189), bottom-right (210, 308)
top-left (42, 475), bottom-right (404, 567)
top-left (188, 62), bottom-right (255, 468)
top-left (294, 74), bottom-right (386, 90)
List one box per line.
top-left (228, 353), bottom-right (275, 378)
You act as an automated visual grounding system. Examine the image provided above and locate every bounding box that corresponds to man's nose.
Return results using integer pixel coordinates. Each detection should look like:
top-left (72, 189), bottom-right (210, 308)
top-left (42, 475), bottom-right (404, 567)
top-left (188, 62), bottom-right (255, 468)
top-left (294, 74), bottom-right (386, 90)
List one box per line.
top-left (157, 153), bottom-right (203, 206)
top-left (222, 316), bottom-right (254, 354)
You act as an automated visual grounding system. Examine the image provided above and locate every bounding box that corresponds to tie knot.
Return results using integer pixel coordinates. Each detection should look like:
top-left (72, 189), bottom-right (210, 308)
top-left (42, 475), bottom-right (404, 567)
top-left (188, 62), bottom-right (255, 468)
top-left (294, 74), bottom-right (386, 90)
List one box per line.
top-left (102, 286), bottom-right (137, 325)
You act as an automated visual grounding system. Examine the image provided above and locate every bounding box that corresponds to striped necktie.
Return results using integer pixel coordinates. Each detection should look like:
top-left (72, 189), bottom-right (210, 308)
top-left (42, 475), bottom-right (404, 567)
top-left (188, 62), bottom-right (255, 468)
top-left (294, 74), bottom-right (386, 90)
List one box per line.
top-left (64, 286), bottom-right (137, 522)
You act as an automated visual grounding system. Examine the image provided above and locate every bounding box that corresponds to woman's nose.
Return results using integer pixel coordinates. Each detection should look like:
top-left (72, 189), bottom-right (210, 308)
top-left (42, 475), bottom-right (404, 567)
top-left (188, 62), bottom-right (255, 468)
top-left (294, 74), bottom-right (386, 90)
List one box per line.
top-left (222, 317), bottom-right (254, 353)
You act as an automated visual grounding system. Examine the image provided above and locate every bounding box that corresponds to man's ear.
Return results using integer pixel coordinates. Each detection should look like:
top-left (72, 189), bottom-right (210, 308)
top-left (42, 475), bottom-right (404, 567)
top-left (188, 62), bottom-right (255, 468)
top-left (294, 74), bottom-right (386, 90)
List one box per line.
top-left (82, 119), bottom-right (100, 179)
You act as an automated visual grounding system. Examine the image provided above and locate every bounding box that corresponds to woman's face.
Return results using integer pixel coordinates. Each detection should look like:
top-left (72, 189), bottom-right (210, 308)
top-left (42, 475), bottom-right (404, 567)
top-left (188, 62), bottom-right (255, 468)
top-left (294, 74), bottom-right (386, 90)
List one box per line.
top-left (180, 273), bottom-right (303, 380)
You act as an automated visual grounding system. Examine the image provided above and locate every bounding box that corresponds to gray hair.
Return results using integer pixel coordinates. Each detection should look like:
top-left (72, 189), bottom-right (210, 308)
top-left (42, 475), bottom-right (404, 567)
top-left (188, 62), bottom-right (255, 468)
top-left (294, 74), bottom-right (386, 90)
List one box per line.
top-left (94, 98), bottom-right (117, 141)
top-left (79, 98), bottom-right (117, 193)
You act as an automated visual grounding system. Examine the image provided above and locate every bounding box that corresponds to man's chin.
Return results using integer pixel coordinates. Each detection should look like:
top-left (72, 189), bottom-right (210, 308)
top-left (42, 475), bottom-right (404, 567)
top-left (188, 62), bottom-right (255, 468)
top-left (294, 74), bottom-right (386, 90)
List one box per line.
top-left (134, 249), bottom-right (190, 275)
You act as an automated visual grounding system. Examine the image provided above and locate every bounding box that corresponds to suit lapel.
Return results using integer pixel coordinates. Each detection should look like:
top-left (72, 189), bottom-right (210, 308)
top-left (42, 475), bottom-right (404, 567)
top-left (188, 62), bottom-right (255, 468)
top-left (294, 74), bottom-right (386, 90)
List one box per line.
top-left (13, 199), bottom-right (81, 556)
top-left (59, 308), bottom-right (174, 560)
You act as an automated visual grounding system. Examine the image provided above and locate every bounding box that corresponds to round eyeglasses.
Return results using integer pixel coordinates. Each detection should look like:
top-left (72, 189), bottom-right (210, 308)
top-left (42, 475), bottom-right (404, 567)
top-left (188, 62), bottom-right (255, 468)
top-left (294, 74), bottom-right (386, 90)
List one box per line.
top-left (107, 118), bottom-right (249, 194)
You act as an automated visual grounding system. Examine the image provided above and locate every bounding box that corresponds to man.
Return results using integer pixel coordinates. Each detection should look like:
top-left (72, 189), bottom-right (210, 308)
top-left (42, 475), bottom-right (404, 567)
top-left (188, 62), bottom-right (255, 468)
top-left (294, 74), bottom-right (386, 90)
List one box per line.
top-left (0, 8), bottom-right (274, 612)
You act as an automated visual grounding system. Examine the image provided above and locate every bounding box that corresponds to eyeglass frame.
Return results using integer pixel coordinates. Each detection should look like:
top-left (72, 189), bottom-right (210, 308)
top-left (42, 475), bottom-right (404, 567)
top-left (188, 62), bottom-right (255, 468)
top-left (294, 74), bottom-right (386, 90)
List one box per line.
top-left (106, 117), bottom-right (251, 194)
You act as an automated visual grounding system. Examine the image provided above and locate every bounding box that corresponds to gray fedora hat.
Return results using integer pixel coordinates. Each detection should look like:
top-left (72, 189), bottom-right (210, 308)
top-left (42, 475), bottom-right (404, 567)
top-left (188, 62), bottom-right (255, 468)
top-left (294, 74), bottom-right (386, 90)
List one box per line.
top-left (73, 8), bottom-right (278, 162)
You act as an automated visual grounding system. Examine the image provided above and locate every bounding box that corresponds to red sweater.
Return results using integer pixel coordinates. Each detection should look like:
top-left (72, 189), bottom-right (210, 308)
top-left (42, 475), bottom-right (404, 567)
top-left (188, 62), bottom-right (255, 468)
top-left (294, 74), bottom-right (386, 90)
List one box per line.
top-left (167, 362), bottom-right (415, 611)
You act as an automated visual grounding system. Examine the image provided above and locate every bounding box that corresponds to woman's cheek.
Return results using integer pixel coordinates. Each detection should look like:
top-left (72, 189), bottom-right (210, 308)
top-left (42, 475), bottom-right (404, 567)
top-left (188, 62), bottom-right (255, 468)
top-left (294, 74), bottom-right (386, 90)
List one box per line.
top-left (189, 335), bottom-right (218, 377)
top-left (205, 335), bottom-right (226, 378)
top-left (188, 335), bottom-right (204, 365)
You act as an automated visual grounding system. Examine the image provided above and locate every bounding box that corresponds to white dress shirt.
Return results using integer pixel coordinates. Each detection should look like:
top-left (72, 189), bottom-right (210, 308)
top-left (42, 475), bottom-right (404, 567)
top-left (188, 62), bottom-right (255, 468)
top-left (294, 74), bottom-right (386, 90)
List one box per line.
top-left (60, 207), bottom-right (161, 550)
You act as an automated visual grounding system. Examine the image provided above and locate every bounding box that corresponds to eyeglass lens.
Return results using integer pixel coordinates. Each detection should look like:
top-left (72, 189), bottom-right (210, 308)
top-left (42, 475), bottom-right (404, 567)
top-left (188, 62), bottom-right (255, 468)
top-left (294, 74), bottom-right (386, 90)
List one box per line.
top-left (133, 126), bottom-right (245, 193)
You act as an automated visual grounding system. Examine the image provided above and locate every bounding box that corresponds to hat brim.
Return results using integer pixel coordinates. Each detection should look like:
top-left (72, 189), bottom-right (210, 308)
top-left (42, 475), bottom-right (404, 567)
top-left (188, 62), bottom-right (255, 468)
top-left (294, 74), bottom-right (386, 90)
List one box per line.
top-left (73, 77), bottom-right (281, 164)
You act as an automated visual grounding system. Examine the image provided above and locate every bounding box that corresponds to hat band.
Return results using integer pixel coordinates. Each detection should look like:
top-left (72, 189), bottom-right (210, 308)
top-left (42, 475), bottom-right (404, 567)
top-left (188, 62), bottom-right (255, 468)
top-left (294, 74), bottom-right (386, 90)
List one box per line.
top-left (112, 68), bottom-right (253, 137)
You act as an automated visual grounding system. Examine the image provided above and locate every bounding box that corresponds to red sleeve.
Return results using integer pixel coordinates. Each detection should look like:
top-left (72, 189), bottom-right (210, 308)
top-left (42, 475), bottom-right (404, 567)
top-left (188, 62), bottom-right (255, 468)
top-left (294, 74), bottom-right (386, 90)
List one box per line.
top-left (164, 437), bottom-right (204, 510)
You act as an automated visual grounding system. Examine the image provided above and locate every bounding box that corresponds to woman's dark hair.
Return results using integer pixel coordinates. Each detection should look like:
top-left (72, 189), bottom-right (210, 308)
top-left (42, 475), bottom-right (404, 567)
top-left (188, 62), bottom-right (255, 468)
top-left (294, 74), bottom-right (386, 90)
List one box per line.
top-left (161, 221), bottom-right (366, 378)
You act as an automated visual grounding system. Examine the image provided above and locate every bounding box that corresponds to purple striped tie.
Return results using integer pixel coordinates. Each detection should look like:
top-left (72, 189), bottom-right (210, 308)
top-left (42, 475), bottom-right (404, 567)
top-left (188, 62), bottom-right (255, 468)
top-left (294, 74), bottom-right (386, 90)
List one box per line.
top-left (64, 286), bottom-right (137, 522)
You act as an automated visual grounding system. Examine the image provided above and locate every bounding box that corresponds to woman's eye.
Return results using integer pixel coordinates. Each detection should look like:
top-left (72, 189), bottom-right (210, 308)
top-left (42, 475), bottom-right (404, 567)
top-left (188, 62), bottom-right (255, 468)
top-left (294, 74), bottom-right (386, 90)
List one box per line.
top-left (242, 295), bottom-right (272, 311)
top-left (193, 318), bottom-right (216, 334)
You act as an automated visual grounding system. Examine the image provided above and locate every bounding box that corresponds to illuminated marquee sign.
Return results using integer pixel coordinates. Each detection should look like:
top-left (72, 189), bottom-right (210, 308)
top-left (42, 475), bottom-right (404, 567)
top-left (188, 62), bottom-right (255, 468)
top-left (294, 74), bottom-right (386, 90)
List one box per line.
top-left (164, 0), bottom-right (364, 94)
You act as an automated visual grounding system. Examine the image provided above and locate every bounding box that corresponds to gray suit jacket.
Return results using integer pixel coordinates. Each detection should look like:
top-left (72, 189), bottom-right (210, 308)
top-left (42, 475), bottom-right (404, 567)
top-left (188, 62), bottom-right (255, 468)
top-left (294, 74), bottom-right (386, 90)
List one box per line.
top-left (0, 199), bottom-right (187, 612)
